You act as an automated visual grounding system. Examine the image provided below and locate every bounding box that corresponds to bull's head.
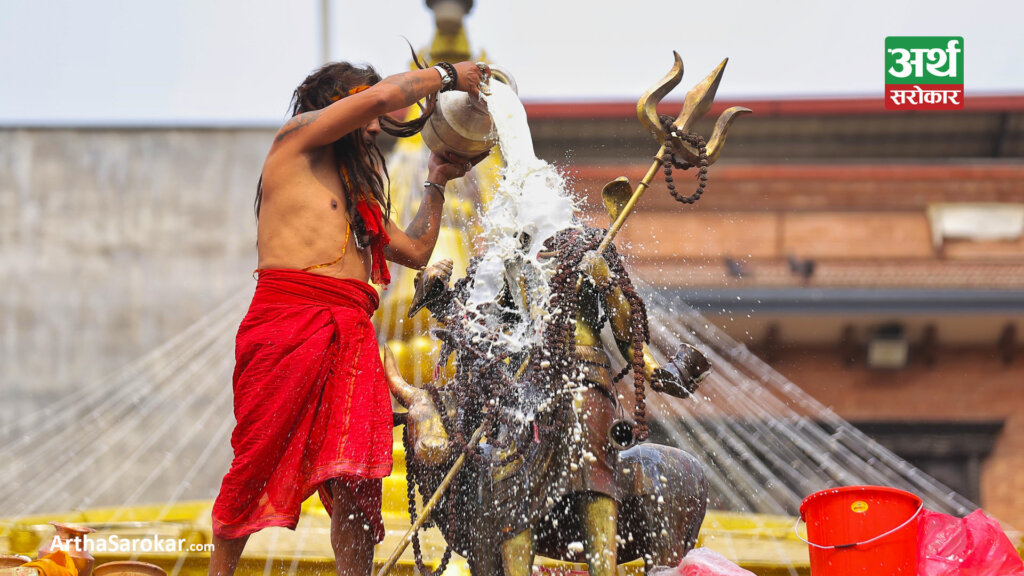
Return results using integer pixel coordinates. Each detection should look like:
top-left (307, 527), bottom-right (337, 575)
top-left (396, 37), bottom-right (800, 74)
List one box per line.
top-left (384, 346), bottom-right (452, 467)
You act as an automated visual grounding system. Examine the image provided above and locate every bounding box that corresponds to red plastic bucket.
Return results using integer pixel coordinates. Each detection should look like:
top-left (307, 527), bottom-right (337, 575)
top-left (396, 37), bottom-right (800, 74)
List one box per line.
top-left (798, 486), bottom-right (923, 575)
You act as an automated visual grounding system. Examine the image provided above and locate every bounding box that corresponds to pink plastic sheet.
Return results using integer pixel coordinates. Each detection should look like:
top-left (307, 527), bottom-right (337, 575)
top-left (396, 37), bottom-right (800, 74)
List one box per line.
top-left (918, 509), bottom-right (1024, 576)
top-left (676, 548), bottom-right (756, 576)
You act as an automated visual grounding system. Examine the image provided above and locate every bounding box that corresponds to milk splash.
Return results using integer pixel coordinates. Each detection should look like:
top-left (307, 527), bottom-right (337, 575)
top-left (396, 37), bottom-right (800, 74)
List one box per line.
top-left (464, 80), bottom-right (578, 352)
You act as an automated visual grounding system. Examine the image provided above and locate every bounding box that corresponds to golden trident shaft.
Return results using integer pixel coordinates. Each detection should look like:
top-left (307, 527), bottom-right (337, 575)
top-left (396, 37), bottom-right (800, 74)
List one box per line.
top-left (596, 52), bottom-right (751, 254)
top-left (377, 424), bottom-right (486, 576)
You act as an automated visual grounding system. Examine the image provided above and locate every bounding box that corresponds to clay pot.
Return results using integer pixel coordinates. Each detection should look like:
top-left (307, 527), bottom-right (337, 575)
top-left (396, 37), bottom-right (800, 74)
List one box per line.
top-left (37, 522), bottom-right (96, 576)
top-left (0, 555), bottom-right (31, 569)
top-left (93, 561), bottom-right (167, 576)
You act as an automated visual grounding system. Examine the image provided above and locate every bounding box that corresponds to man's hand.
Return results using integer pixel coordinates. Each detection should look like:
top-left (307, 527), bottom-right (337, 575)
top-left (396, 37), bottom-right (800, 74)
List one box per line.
top-left (426, 150), bottom-right (490, 188)
top-left (454, 61), bottom-right (490, 98)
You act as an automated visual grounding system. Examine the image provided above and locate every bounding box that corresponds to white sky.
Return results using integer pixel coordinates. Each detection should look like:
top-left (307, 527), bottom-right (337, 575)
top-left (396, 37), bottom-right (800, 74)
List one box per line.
top-left (1, 0), bottom-right (1022, 126)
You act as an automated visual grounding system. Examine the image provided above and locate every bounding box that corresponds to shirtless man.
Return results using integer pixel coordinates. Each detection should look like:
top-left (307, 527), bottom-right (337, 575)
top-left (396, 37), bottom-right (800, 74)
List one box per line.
top-left (209, 59), bottom-right (489, 576)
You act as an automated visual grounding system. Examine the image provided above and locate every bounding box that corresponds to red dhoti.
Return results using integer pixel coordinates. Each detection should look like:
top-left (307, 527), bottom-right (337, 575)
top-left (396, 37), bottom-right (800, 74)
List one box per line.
top-left (212, 269), bottom-right (392, 542)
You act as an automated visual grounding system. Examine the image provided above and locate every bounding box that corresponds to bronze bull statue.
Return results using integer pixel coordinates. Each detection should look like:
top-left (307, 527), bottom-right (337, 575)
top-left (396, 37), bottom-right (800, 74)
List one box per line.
top-left (387, 349), bottom-right (709, 576)
top-left (384, 224), bottom-right (713, 576)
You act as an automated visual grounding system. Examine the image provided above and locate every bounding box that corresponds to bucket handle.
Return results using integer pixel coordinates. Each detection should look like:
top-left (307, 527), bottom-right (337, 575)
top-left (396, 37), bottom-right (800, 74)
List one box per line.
top-left (794, 502), bottom-right (924, 550)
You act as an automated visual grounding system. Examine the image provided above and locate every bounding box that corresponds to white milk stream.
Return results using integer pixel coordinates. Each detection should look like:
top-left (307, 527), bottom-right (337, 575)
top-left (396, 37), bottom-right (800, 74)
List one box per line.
top-left (463, 81), bottom-right (578, 352)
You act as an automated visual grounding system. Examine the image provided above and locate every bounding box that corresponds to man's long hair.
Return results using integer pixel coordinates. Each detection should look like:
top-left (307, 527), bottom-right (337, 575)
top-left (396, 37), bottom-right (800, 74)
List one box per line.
top-left (254, 60), bottom-right (435, 223)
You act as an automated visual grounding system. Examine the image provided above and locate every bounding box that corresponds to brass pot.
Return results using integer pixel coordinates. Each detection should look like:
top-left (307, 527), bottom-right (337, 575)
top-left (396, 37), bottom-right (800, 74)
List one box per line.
top-left (0, 555), bottom-right (31, 569)
top-left (421, 66), bottom-right (517, 159)
top-left (93, 561), bottom-right (167, 576)
top-left (37, 522), bottom-right (95, 576)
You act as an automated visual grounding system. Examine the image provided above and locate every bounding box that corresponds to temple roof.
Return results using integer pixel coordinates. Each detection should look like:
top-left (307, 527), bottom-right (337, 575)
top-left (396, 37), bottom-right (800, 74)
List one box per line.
top-left (523, 95), bottom-right (1024, 162)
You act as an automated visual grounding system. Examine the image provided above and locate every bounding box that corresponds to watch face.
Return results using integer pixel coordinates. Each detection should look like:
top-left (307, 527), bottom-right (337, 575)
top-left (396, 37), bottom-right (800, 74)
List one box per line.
top-left (435, 65), bottom-right (451, 87)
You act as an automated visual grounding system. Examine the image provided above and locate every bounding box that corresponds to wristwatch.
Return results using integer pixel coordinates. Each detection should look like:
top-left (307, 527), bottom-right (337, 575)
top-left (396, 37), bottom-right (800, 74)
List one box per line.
top-left (433, 64), bottom-right (454, 92)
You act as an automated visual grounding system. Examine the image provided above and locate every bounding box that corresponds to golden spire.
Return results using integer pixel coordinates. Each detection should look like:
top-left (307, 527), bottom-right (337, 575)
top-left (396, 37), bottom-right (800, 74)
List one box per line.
top-left (422, 0), bottom-right (478, 65)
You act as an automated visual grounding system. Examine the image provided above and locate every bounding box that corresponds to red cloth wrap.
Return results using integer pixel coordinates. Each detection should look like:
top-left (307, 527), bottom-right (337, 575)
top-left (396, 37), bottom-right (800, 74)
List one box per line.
top-left (355, 199), bottom-right (391, 286)
top-left (212, 268), bottom-right (392, 542)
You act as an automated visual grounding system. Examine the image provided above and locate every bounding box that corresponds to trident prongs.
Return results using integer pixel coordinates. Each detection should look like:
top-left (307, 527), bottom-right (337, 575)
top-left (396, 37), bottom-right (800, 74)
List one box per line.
top-left (637, 55), bottom-right (752, 166)
top-left (594, 52), bottom-right (750, 256)
top-left (636, 51), bottom-right (683, 146)
top-left (703, 105), bottom-right (752, 164)
top-left (669, 58), bottom-right (751, 162)
top-left (676, 58), bottom-right (729, 135)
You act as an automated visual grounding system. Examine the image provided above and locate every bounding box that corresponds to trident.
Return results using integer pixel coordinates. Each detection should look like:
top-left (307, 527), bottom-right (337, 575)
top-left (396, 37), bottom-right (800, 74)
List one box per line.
top-left (597, 52), bottom-right (751, 254)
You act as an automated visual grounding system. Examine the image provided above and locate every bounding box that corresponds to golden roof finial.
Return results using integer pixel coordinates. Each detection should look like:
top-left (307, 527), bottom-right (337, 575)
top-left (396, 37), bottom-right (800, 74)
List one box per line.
top-left (423, 0), bottom-right (476, 65)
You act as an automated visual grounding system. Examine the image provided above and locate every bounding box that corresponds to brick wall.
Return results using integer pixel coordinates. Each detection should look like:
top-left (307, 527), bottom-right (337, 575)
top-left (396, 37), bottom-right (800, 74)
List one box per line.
top-left (575, 163), bottom-right (1024, 267)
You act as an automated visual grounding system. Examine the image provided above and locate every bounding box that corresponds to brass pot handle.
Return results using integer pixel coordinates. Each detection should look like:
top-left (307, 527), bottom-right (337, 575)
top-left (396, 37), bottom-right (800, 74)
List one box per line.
top-left (488, 65), bottom-right (518, 94)
top-left (472, 65), bottom-right (518, 111)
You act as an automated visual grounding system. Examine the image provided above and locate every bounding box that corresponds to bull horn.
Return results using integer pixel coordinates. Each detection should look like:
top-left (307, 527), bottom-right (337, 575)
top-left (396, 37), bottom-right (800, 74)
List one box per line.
top-left (383, 345), bottom-right (418, 409)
